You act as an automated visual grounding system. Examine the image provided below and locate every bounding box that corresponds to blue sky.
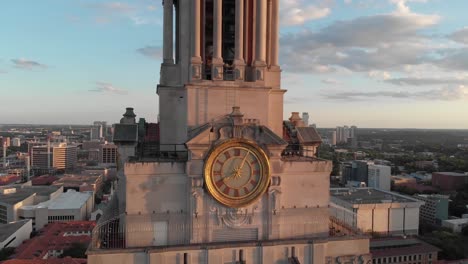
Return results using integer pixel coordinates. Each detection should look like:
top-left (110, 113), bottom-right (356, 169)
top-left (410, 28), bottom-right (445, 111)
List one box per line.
top-left (1, 0), bottom-right (467, 128)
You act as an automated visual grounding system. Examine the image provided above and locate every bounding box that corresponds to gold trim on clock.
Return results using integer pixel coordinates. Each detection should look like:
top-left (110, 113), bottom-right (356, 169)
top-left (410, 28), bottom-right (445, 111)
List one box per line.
top-left (204, 139), bottom-right (271, 208)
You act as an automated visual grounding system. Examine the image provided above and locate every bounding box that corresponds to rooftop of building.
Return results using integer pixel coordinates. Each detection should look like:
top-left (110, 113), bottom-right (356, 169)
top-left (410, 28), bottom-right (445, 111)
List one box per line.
top-left (21, 189), bottom-right (92, 210)
top-left (0, 175), bottom-right (21, 186)
top-left (370, 237), bottom-right (439, 257)
top-left (330, 187), bottom-right (421, 205)
top-left (0, 220), bottom-right (31, 242)
top-left (1, 258), bottom-right (87, 264)
top-left (434, 172), bottom-right (468, 177)
top-left (14, 221), bottom-right (95, 260)
top-left (31, 175), bottom-right (59, 186)
top-left (442, 218), bottom-right (468, 224)
top-left (0, 185), bottom-right (60, 205)
top-left (414, 194), bottom-right (449, 200)
top-left (52, 173), bottom-right (102, 187)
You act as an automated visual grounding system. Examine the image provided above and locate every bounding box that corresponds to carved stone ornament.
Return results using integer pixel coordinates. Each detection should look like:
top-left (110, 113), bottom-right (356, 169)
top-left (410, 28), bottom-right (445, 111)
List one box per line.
top-left (325, 254), bottom-right (372, 264)
top-left (221, 208), bottom-right (252, 228)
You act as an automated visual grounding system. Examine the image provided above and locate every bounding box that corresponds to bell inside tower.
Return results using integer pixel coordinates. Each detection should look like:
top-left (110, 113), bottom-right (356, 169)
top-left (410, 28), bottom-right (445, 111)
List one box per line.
top-left (202, 0), bottom-right (236, 80)
top-left (222, 0), bottom-right (236, 78)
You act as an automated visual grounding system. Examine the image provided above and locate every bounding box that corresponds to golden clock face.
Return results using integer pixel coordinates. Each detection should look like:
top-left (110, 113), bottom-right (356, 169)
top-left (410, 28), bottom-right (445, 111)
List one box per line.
top-left (204, 139), bottom-right (270, 208)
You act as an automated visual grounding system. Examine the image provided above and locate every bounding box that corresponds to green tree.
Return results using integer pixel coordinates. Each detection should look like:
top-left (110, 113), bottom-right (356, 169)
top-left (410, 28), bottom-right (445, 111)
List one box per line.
top-left (0, 247), bottom-right (15, 261)
top-left (60, 242), bottom-right (88, 258)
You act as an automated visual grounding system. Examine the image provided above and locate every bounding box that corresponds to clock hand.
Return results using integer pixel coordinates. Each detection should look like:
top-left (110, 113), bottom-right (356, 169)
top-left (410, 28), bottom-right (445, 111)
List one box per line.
top-left (239, 150), bottom-right (251, 170)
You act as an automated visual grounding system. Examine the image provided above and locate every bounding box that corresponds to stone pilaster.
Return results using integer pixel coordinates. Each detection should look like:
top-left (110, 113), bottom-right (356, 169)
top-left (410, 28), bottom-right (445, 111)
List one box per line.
top-left (253, 0), bottom-right (267, 81)
top-left (191, 0), bottom-right (203, 81)
top-left (163, 0), bottom-right (174, 64)
top-left (212, 0), bottom-right (224, 81)
top-left (233, 0), bottom-right (245, 81)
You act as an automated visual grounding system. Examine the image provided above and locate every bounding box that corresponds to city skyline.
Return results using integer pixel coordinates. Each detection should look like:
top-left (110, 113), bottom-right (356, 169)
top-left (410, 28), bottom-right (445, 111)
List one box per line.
top-left (1, 0), bottom-right (468, 129)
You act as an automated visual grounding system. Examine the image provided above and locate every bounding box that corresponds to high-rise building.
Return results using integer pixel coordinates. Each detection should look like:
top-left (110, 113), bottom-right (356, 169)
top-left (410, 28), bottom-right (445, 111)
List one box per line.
top-left (367, 164), bottom-right (391, 191)
top-left (302, 112), bottom-right (309, 126)
top-left (31, 143), bottom-right (77, 172)
top-left (52, 143), bottom-right (77, 171)
top-left (100, 142), bottom-right (117, 165)
top-left (335, 125), bottom-right (358, 145)
top-left (11, 138), bottom-right (21, 147)
top-left (414, 194), bottom-right (449, 225)
top-left (88, 1), bottom-right (370, 263)
top-left (90, 121), bottom-right (107, 141)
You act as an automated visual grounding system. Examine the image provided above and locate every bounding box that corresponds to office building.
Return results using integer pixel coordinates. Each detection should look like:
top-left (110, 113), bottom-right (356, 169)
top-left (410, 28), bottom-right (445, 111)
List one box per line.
top-left (91, 121), bottom-right (107, 140)
top-left (31, 143), bottom-right (77, 173)
top-left (100, 142), bottom-right (117, 165)
top-left (441, 218), bottom-right (468, 233)
top-left (11, 138), bottom-right (21, 147)
top-left (52, 143), bottom-right (77, 171)
top-left (0, 219), bottom-right (32, 248)
top-left (432, 172), bottom-right (468, 191)
top-left (331, 188), bottom-right (424, 236)
top-left (414, 194), bottom-right (449, 225)
top-left (18, 189), bottom-right (94, 230)
top-left (0, 185), bottom-right (62, 224)
top-left (88, 1), bottom-right (371, 263)
top-left (368, 164), bottom-right (391, 191)
top-left (302, 112), bottom-right (309, 126)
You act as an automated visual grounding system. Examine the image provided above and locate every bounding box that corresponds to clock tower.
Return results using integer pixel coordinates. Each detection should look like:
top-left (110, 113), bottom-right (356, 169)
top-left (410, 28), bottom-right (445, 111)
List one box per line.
top-left (88, 1), bottom-right (371, 263)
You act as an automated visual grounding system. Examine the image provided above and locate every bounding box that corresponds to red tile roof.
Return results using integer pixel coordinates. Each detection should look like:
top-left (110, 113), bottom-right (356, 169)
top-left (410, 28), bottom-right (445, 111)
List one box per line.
top-left (1, 257), bottom-right (87, 264)
top-left (31, 175), bottom-right (59, 186)
top-left (13, 221), bottom-right (95, 260)
top-left (0, 175), bottom-right (21, 186)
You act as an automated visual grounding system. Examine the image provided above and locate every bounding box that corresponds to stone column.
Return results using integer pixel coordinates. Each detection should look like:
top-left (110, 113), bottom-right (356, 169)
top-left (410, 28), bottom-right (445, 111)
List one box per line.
top-left (254, 0), bottom-right (267, 80)
top-left (163, 0), bottom-right (174, 64)
top-left (212, 0), bottom-right (224, 80)
top-left (270, 0), bottom-right (280, 68)
top-left (233, 0), bottom-right (245, 81)
top-left (191, 0), bottom-right (203, 80)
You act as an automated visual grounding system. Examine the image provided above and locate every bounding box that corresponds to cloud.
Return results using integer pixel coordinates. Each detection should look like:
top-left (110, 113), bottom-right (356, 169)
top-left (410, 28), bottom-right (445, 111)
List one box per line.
top-left (0, 70), bottom-right (7, 74)
top-left (384, 77), bottom-right (468, 86)
top-left (324, 85), bottom-right (468, 101)
top-left (89, 82), bottom-right (128, 95)
top-left (389, 0), bottom-right (429, 14)
top-left (88, 2), bottom-right (136, 14)
top-left (321, 78), bottom-right (342, 85)
top-left (85, 2), bottom-right (158, 25)
top-left (435, 48), bottom-right (468, 71)
top-left (136, 46), bottom-right (162, 60)
top-left (449, 28), bottom-right (468, 45)
top-left (279, 7), bottom-right (440, 73)
top-left (11, 59), bottom-right (47, 70)
top-left (280, 0), bottom-right (331, 26)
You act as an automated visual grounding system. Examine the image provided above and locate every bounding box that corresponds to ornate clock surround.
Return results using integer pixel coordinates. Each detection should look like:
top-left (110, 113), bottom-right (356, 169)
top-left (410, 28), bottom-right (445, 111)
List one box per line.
top-left (203, 138), bottom-right (271, 208)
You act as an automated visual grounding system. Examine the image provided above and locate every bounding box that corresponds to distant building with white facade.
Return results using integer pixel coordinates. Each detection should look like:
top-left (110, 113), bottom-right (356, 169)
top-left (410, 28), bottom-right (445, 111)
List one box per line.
top-left (442, 218), bottom-right (468, 233)
top-left (0, 185), bottom-right (62, 225)
top-left (302, 112), bottom-right (309, 126)
top-left (331, 188), bottom-right (424, 236)
top-left (11, 138), bottom-right (21, 147)
top-left (18, 189), bottom-right (94, 230)
top-left (0, 219), bottom-right (32, 248)
top-left (368, 164), bottom-right (391, 191)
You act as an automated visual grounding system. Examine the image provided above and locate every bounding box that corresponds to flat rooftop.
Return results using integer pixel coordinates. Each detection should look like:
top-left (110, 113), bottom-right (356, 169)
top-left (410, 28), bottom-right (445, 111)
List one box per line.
top-left (21, 189), bottom-right (92, 210)
top-left (0, 186), bottom-right (60, 205)
top-left (434, 172), bottom-right (467, 176)
top-left (370, 237), bottom-right (439, 257)
top-left (0, 220), bottom-right (31, 242)
top-left (330, 188), bottom-right (419, 204)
